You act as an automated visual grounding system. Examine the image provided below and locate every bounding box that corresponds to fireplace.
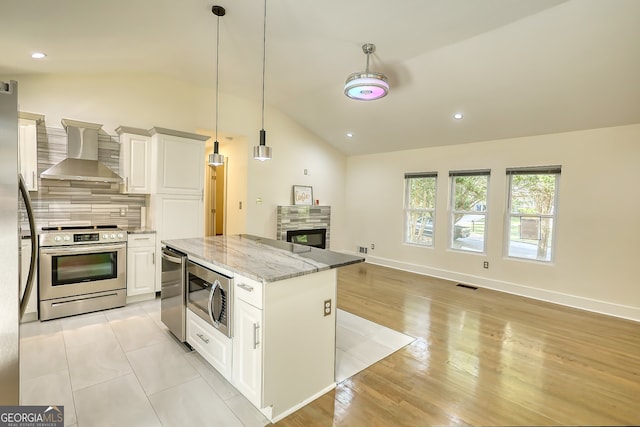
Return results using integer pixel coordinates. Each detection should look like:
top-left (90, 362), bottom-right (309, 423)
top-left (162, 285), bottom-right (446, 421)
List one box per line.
top-left (286, 228), bottom-right (327, 249)
top-left (277, 205), bottom-right (331, 248)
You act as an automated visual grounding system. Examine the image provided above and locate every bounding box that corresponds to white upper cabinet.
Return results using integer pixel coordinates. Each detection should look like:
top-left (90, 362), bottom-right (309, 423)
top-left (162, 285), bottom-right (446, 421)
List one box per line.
top-left (117, 126), bottom-right (152, 194)
top-left (150, 127), bottom-right (209, 196)
top-left (18, 112), bottom-right (42, 192)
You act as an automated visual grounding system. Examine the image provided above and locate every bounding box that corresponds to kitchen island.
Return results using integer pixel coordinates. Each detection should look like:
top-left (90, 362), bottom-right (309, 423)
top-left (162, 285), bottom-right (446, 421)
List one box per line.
top-left (162, 234), bottom-right (363, 423)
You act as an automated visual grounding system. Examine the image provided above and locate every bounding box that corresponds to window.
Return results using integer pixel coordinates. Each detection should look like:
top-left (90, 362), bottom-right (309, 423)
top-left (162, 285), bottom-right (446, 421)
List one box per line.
top-left (404, 172), bottom-right (437, 246)
top-left (506, 166), bottom-right (560, 262)
top-left (449, 170), bottom-right (490, 252)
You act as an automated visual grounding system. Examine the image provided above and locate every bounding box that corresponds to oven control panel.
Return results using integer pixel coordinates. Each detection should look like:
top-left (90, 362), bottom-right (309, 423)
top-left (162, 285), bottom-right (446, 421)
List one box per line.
top-left (40, 229), bottom-right (127, 246)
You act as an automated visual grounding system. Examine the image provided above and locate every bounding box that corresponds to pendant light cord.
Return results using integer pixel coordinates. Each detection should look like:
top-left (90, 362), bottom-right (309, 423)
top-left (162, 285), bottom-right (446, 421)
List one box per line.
top-left (215, 13), bottom-right (221, 142)
top-left (261, 0), bottom-right (267, 131)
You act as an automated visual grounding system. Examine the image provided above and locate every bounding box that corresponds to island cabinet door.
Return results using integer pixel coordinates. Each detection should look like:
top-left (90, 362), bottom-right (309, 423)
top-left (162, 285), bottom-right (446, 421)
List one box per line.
top-left (232, 298), bottom-right (263, 408)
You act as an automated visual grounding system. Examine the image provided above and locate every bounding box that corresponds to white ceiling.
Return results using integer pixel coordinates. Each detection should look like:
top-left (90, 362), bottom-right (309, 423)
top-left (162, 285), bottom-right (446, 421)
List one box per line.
top-left (1, 0), bottom-right (639, 156)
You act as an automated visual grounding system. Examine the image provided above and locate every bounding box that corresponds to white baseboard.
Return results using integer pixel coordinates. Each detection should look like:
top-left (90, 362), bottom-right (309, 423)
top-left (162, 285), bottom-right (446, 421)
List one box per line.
top-left (20, 311), bottom-right (38, 323)
top-left (266, 382), bottom-right (336, 423)
top-left (343, 252), bottom-right (640, 323)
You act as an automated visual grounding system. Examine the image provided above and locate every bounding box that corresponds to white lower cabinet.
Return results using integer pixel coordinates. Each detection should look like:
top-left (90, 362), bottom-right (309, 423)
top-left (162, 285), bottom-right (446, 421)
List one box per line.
top-left (187, 309), bottom-right (232, 379)
top-left (126, 233), bottom-right (156, 298)
top-left (187, 268), bottom-right (336, 423)
top-left (20, 239), bottom-right (38, 321)
top-left (232, 298), bottom-right (263, 407)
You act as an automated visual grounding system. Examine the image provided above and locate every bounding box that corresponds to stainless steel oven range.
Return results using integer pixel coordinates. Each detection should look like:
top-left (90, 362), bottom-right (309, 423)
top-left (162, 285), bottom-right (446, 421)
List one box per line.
top-left (38, 225), bottom-right (127, 321)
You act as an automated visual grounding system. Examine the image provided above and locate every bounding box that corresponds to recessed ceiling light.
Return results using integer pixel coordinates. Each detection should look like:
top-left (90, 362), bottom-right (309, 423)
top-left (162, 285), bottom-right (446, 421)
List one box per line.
top-left (31, 52), bottom-right (47, 59)
top-left (453, 112), bottom-right (463, 120)
top-left (346, 132), bottom-right (353, 138)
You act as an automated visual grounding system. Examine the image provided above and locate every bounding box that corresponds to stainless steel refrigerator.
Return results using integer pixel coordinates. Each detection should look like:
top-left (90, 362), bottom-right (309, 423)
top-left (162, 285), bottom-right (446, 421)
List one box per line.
top-left (0, 80), bottom-right (38, 405)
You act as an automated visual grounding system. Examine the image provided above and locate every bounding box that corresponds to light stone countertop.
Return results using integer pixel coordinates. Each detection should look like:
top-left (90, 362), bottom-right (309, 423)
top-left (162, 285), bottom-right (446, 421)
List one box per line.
top-left (162, 234), bottom-right (364, 283)
top-left (125, 227), bottom-right (156, 234)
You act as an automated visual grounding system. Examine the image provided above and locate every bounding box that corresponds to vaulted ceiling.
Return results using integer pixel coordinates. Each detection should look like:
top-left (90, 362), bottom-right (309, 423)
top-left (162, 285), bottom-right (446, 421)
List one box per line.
top-left (2, 0), bottom-right (639, 156)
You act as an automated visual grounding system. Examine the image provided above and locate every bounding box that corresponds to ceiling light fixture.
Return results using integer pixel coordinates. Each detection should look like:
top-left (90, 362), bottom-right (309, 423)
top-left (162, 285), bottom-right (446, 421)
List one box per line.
top-left (453, 112), bottom-right (464, 120)
top-left (344, 43), bottom-right (389, 101)
top-left (31, 52), bottom-right (46, 59)
top-left (253, 0), bottom-right (272, 161)
top-left (208, 5), bottom-right (226, 167)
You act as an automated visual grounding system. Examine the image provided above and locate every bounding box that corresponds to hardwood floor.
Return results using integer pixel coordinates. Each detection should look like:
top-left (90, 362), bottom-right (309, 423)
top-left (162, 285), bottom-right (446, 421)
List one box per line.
top-left (277, 263), bottom-right (640, 426)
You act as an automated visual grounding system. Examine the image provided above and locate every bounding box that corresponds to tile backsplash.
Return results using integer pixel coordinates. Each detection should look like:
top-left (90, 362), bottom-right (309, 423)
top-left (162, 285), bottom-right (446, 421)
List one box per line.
top-left (276, 205), bottom-right (331, 247)
top-left (21, 123), bottom-right (146, 231)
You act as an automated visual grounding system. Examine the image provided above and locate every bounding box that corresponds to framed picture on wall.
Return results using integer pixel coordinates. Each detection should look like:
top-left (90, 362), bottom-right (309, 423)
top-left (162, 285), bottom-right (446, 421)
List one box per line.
top-left (293, 185), bottom-right (313, 205)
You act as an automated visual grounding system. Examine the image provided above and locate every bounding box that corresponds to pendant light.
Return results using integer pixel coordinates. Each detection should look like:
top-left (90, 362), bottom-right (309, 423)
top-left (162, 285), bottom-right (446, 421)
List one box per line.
top-left (344, 43), bottom-right (389, 101)
top-left (208, 5), bottom-right (225, 167)
top-left (253, 0), bottom-right (273, 161)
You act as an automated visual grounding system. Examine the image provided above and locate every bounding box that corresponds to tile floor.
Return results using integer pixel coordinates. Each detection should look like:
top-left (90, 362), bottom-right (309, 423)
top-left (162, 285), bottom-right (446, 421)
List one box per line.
top-left (19, 300), bottom-right (414, 427)
top-left (19, 299), bottom-right (269, 427)
top-left (335, 309), bottom-right (415, 382)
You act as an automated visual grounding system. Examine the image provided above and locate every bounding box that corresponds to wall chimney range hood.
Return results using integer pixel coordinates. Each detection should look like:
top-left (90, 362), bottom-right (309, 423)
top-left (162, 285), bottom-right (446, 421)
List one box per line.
top-left (40, 119), bottom-right (123, 183)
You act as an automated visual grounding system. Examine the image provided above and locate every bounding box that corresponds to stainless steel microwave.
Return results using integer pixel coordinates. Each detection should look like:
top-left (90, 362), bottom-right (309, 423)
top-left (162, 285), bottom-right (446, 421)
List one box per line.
top-left (186, 261), bottom-right (233, 338)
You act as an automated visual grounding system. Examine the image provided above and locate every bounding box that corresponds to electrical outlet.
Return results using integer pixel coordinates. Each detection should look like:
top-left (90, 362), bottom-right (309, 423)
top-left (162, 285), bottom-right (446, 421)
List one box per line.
top-left (119, 208), bottom-right (126, 217)
top-left (324, 299), bottom-right (332, 316)
top-left (483, 261), bottom-right (489, 269)
top-left (371, 243), bottom-right (375, 250)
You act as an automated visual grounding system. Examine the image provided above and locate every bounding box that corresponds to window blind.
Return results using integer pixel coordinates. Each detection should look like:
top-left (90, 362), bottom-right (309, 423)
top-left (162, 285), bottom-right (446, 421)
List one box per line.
top-left (506, 165), bottom-right (561, 175)
top-left (404, 172), bottom-right (437, 179)
top-left (448, 169), bottom-right (491, 177)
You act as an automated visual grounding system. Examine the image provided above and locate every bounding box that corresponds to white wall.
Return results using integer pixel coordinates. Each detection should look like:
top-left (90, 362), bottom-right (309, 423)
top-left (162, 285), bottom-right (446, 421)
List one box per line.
top-left (245, 108), bottom-right (347, 248)
top-left (345, 124), bottom-right (640, 321)
top-left (3, 72), bottom-right (348, 247)
top-left (8, 72), bottom-right (637, 320)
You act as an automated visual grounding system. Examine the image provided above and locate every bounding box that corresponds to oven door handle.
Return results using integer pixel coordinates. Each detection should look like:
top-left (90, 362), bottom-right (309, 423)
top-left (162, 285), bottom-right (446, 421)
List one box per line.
top-left (208, 280), bottom-right (221, 326)
top-left (40, 243), bottom-right (126, 255)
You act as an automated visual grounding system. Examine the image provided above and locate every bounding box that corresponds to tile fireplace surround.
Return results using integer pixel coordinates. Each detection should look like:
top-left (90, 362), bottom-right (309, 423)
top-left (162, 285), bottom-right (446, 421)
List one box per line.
top-left (276, 205), bottom-right (331, 248)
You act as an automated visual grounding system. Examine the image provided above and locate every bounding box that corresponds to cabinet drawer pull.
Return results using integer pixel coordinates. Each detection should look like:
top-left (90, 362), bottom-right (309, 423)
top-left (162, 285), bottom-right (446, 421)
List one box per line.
top-left (238, 283), bottom-right (254, 292)
top-left (196, 333), bottom-right (210, 344)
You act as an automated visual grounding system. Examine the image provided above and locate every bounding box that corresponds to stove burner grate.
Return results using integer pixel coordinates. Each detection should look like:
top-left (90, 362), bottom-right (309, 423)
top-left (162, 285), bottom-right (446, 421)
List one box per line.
top-left (41, 225), bottom-right (119, 232)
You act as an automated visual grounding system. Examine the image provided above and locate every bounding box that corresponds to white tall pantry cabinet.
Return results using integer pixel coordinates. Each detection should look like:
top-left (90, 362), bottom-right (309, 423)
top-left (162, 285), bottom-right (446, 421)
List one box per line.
top-left (118, 126), bottom-right (209, 292)
top-left (148, 128), bottom-right (208, 291)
